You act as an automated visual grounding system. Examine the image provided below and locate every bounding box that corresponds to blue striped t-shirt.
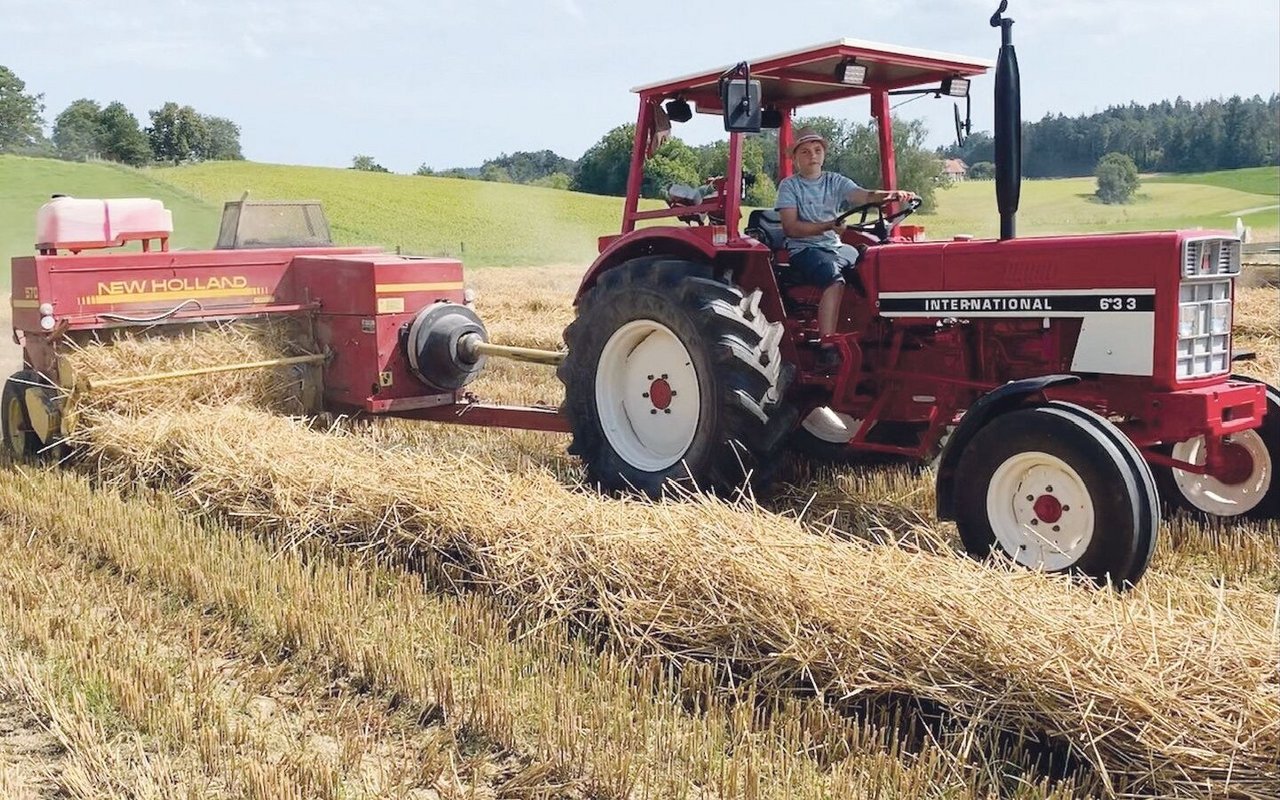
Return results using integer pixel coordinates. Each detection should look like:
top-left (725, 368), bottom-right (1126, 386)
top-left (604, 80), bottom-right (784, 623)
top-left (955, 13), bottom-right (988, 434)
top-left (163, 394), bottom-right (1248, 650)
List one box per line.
top-left (775, 171), bottom-right (860, 254)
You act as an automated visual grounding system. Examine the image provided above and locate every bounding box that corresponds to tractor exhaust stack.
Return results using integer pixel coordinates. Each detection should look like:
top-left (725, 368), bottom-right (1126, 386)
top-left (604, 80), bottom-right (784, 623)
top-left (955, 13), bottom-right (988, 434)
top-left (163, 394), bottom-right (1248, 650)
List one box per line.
top-left (991, 1), bottom-right (1021, 240)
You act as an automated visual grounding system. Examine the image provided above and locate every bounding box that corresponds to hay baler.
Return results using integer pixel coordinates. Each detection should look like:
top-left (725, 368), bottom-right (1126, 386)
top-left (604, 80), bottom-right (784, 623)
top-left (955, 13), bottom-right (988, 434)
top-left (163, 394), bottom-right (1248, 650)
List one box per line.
top-left (6, 196), bottom-right (570, 459)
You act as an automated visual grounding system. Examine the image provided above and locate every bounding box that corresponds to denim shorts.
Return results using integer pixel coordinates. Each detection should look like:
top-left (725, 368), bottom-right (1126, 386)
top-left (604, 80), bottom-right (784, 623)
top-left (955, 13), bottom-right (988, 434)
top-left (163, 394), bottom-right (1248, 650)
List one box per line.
top-left (787, 245), bottom-right (859, 289)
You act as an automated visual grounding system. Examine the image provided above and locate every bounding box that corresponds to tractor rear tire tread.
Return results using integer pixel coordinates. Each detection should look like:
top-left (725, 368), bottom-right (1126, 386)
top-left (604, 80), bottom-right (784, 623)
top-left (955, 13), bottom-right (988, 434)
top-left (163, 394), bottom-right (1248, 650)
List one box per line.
top-left (559, 258), bottom-right (789, 496)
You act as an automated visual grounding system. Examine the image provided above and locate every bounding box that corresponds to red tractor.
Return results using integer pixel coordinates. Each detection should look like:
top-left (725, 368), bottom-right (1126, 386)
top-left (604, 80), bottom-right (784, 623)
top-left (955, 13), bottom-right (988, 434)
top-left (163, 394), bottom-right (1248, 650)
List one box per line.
top-left (554, 3), bottom-right (1278, 586)
top-left (6, 4), bottom-right (1275, 589)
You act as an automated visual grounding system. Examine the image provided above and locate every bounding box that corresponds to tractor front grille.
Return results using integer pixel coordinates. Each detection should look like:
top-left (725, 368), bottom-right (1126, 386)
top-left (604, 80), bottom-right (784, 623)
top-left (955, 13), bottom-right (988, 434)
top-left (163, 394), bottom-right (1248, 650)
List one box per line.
top-left (1176, 237), bottom-right (1240, 380)
top-left (1176, 277), bottom-right (1232, 380)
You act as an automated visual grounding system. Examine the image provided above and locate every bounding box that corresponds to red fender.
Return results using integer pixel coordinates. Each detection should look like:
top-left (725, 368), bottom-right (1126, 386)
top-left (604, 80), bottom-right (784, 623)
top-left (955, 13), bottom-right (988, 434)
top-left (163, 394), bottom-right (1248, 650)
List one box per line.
top-left (575, 227), bottom-right (723, 303)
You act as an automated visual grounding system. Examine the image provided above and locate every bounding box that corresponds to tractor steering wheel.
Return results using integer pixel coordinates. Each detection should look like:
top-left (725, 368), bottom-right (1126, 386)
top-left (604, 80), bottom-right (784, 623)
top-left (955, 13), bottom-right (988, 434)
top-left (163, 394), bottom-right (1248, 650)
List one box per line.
top-left (834, 197), bottom-right (922, 242)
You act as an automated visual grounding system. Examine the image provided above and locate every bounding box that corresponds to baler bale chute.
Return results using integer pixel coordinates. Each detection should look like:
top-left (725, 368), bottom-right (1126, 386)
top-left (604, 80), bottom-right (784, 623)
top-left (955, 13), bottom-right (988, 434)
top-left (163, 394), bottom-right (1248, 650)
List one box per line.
top-left (5, 195), bottom-right (570, 460)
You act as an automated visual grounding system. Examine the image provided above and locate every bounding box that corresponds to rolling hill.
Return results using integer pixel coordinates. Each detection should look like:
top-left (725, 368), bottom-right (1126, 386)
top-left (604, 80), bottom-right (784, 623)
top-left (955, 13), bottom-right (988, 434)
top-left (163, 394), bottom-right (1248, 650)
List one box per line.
top-left (3, 157), bottom-right (1276, 278)
top-left (0, 157), bottom-right (222, 267)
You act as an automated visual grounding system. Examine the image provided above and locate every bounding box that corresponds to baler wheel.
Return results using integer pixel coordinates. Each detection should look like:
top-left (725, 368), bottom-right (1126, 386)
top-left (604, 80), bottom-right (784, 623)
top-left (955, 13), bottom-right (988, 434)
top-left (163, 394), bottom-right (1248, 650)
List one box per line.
top-left (1153, 377), bottom-right (1279, 521)
top-left (558, 258), bottom-right (791, 497)
top-left (952, 402), bottom-right (1158, 588)
top-left (3, 370), bottom-right (46, 462)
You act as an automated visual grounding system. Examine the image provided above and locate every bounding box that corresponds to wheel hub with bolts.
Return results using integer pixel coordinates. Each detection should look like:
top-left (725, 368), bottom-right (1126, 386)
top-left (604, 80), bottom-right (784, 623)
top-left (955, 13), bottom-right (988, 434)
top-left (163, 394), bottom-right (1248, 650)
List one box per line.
top-left (1170, 432), bottom-right (1271, 517)
top-left (988, 453), bottom-right (1095, 572)
top-left (1031, 492), bottom-right (1064, 524)
top-left (1216, 439), bottom-right (1257, 486)
top-left (644, 375), bottom-right (675, 413)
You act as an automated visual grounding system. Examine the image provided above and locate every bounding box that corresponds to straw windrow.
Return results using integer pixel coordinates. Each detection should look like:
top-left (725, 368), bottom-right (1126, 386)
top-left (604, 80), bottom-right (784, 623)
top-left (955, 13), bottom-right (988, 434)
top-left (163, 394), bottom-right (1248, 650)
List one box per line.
top-left (72, 402), bottom-right (1280, 798)
top-left (56, 287), bottom-right (1280, 798)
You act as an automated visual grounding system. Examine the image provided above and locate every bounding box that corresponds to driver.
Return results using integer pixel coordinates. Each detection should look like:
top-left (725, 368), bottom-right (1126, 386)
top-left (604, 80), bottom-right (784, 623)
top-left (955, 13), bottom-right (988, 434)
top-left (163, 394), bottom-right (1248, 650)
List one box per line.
top-left (776, 127), bottom-right (917, 367)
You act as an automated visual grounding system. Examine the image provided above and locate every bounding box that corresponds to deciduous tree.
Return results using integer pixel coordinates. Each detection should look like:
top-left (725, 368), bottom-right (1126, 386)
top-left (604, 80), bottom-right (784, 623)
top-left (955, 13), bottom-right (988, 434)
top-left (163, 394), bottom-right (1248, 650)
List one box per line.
top-left (52, 98), bottom-right (102, 161)
top-left (201, 115), bottom-right (244, 161)
top-left (1095, 152), bottom-right (1141, 204)
top-left (0, 65), bottom-right (45, 153)
top-left (147, 102), bottom-right (207, 165)
top-left (97, 102), bottom-right (151, 166)
top-left (967, 161), bottom-right (995, 180)
top-left (350, 154), bottom-right (389, 172)
top-left (572, 124), bottom-right (635, 196)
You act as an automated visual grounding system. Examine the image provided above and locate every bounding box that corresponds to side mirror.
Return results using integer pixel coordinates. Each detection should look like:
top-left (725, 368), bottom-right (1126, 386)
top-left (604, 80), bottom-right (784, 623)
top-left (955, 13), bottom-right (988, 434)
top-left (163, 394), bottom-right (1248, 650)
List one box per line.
top-left (722, 80), bottom-right (762, 132)
top-left (953, 95), bottom-right (973, 148)
top-left (760, 106), bottom-right (783, 129)
top-left (719, 62), bottom-right (762, 133)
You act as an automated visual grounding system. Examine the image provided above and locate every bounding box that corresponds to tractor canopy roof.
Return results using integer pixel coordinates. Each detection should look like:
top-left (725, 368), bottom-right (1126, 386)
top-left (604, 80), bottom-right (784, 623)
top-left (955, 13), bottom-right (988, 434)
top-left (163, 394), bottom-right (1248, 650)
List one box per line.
top-left (632, 39), bottom-right (993, 111)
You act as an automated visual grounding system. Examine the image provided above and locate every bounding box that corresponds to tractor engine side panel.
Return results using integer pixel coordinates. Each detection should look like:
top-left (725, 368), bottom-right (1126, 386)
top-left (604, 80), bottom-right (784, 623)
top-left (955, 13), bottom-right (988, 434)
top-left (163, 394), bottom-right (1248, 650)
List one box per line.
top-left (292, 255), bottom-right (466, 411)
top-left (873, 232), bottom-right (1182, 385)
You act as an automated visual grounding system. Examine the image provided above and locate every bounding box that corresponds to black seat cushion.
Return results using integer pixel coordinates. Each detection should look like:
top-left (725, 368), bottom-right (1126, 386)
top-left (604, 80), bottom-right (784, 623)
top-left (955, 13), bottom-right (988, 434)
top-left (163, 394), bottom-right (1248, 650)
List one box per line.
top-left (746, 209), bottom-right (786, 252)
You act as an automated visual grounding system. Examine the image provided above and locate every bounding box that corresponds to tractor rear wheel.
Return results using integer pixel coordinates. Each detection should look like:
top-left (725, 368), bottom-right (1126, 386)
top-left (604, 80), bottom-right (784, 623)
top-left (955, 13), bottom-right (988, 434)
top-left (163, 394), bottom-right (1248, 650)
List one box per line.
top-left (3, 370), bottom-right (45, 462)
top-left (1153, 377), bottom-right (1279, 520)
top-left (952, 402), bottom-right (1158, 588)
top-left (558, 258), bottom-right (790, 496)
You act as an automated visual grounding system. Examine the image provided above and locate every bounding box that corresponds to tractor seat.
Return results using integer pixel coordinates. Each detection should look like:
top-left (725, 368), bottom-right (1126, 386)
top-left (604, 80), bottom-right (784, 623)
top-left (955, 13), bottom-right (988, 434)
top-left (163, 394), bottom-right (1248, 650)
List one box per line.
top-left (747, 209), bottom-right (864, 308)
top-left (746, 209), bottom-right (785, 251)
top-left (746, 210), bottom-right (822, 307)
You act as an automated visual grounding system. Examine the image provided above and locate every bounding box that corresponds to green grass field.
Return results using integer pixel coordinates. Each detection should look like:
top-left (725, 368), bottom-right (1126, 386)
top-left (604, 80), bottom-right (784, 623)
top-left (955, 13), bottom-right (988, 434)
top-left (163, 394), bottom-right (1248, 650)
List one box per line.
top-left (1148, 165), bottom-right (1280, 197)
top-left (0, 156), bottom-right (221, 265)
top-left (146, 161), bottom-right (662, 267)
top-left (3, 156), bottom-right (1277, 280)
top-left (925, 175), bottom-right (1279, 240)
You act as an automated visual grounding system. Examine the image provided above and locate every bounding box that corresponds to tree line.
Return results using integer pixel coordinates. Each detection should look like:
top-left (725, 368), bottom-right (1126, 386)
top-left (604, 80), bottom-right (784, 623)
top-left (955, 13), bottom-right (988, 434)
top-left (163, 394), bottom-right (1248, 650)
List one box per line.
top-left (945, 94), bottom-right (1280, 178)
top-left (399, 114), bottom-right (948, 211)
top-left (0, 65), bottom-right (243, 166)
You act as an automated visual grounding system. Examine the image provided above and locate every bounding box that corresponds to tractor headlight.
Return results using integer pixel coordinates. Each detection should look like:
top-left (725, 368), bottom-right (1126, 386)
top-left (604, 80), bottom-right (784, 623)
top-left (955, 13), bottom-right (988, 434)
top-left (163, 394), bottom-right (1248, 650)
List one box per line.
top-left (1178, 303), bottom-right (1200, 338)
top-left (835, 59), bottom-right (867, 85)
top-left (1210, 301), bottom-right (1231, 335)
top-left (942, 77), bottom-right (970, 97)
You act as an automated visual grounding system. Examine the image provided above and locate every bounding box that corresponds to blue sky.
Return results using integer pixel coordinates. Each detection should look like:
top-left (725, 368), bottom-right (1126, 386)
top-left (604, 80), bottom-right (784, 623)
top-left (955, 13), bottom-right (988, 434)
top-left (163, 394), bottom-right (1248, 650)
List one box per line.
top-left (4, 0), bottom-right (1278, 173)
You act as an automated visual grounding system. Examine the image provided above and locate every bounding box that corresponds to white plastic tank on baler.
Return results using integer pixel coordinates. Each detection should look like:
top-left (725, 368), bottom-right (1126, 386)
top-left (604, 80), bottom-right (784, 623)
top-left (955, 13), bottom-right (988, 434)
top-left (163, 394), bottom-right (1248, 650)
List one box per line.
top-left (35, 197), bottom-right (172, 249)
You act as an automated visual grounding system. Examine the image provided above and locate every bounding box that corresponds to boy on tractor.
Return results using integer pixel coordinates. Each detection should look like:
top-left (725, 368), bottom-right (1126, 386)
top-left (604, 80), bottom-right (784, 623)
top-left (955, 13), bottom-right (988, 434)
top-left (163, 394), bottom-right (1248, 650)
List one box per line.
top-left (777, 126), bottom-right (919, 367)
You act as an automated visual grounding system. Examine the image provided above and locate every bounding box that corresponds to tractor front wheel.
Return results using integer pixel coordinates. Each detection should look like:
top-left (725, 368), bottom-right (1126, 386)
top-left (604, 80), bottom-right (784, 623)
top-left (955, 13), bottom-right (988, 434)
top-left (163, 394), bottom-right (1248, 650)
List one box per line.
top-left (558, 258), bottom-right (790, 496)
top-left (953, 402), bottom-right (1158, 588)
top-left (1154, 378), bottom-right (1279, 520)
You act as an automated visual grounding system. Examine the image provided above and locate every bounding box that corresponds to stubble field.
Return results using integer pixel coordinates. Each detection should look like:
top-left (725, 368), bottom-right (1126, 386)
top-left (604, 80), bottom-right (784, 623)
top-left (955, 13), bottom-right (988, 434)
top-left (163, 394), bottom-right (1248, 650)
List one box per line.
top-left (0, 268), bottom-right (1277, 799)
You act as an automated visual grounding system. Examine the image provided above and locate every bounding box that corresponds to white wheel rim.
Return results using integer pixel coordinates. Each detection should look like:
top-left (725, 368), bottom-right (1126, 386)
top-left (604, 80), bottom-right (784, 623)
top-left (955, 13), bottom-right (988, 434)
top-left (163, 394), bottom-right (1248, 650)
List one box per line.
top-left (800, 407), bottom-right (863, 444)
top-left (986, 451), bottom-right (1095, 572)
top-left (1170, 432), bottom-right (1271, 517)
top-left (595, 320), bottom-right (701, 472)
